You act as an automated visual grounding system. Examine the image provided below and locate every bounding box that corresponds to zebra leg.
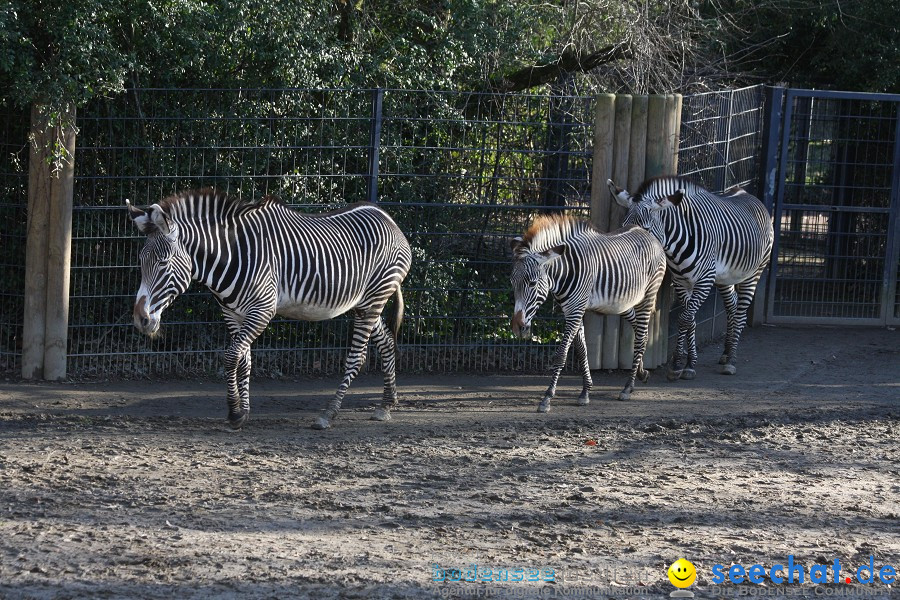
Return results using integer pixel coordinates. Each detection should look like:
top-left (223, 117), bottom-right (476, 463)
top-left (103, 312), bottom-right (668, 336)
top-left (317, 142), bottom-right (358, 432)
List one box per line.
top-left (671, 279), bottom-right (714, 381)
top-left (539, 315), bottom-right (583, 413)
top-left (716, 284), bottom-right (738, 366)
top-left (223, 309), bottom-right (272, 429)
top-left (369, 318), bottom-right (398, 422)
top-left (620, 304), bottom-right (653, 400)
top-left (573, 323), bottom-right (592, 406)
top-left (668, 285), bottom-right (691, 381)
top-left (313, 310), bottom-right (380, 430)
top-left (721, 270), bottom-right (766, 375)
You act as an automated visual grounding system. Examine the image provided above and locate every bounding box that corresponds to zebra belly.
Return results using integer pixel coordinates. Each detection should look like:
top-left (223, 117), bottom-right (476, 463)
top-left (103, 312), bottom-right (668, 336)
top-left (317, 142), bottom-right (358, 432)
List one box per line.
top-left (587, 289), bottom-right (645, 315)
top-left (276, 298), bottom-right (360, 321)
top-left (715, 264), bottom-right (757, 286)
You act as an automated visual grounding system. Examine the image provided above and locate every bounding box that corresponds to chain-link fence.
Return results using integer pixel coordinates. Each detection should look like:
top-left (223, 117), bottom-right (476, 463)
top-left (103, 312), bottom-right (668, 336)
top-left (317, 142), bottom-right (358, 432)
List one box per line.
top-left (1, 86), bottom-right (768, 378)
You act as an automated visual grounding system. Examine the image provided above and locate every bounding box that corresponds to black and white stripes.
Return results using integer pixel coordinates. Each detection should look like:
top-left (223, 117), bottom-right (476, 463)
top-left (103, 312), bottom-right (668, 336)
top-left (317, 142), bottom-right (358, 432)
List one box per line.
top-left (608, 176), bottom-right (774, 380)
top-left (128, 189), bottom-right (412, 430)
top-left (510, 215), bottom-right (667, 410)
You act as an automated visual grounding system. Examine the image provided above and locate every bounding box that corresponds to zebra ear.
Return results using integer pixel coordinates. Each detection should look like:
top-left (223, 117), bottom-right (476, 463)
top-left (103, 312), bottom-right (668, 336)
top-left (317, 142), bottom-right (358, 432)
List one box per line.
top-left (608, 179), bottom-right (632, 208)
top-left (538, 245), bottom-right (566, 262)
top-left (149, 203), bottom-right (175, 236)
top-left (510, 236), bottom-right (526, 254)
top-left (126, 200), bottom-right (154, 234)
top-left (654, 189), bottom-right (684, 210)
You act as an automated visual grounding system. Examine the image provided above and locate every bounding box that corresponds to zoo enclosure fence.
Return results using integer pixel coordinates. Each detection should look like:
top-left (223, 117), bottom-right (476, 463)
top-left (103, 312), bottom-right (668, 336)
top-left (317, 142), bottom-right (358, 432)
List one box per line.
top-left (1, 85), bottom-right (767, 378)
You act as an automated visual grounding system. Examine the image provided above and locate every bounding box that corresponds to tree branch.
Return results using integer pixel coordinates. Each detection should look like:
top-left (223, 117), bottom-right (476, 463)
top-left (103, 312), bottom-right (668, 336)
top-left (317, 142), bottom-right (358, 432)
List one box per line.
top-left (484, 43), bottom-right (632, 92)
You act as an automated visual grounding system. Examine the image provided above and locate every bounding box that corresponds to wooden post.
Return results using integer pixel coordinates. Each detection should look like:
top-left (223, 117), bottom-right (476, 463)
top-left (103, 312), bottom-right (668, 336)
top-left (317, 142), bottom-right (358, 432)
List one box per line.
top-left (586, 94), bottom-right (616, 369)
top-left (22, 106), bottom-right (52, 379)
top-left (22, 104), bottom-right (76, 380)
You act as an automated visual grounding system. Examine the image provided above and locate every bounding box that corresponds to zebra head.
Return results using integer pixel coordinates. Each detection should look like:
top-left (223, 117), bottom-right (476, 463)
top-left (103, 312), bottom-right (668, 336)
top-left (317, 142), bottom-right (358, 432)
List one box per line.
top-left (509, 237), bottom-right (564, 339)
top-left (607, 178), bottom-right (683, 239)
top-left (127, 200), bottom-right (192, 336)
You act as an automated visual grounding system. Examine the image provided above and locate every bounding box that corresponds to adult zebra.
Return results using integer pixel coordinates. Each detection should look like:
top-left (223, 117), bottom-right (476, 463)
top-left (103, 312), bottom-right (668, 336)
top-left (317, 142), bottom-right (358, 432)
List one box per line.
top-left (607, 176), bottom-right (774, 380)
top-left (510, 215), bottom-right (667, 411)
top-left (127, 189), bottom-right (412, 430)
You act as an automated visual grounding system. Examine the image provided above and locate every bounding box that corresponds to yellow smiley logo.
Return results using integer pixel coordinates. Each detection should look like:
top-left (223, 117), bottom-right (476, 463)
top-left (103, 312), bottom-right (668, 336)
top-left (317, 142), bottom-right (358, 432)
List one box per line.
top-left (667, 558), bottom-right (697, 588)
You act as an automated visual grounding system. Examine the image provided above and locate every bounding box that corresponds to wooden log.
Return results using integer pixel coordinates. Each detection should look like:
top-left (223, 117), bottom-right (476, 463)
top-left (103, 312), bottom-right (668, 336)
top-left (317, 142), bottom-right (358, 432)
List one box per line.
top-left (586, 94), bottom-right (616, 369)
top-left (22, 106), bottom-right (52, 379)
top-left (42, 105), bottom-right (76, 381)
top-left (615, 96), bottom-right (648, 369)
top-left (608, 95), bottom-right (633, 230)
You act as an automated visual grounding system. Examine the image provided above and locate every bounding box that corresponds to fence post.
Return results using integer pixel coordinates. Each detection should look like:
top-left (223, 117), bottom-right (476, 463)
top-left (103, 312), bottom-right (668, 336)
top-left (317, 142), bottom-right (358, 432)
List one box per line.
top-left (585, 94), bottom-right (616, 368)
top-left (367, 88), bottom-right (384, 204)
top-left (22, 104), bottom-right (76, 380)
top-left (753, 86), bottom-right (784, 325)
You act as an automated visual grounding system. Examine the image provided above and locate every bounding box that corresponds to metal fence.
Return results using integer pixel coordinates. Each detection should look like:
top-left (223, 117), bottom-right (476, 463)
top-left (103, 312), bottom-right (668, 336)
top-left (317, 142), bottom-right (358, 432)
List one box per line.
top-left (0, 86), bottom-right (768, 378)
top-left (767, 89), bottom-right (900, 325)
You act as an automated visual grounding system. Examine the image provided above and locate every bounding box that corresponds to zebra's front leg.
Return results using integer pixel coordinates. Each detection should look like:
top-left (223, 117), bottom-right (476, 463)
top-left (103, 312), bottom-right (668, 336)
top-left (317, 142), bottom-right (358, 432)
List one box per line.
top-left (538, 315), bottom-right (583, 413)
top-left (669, 280), bottom-right (713, 382)
top-left (222, 308), bottom-right (270, 429)
top-left (573, 323), bottom-right (592, 406)
top-left (313, 311), bottom-right (380, 430)
top-left (369, 318), bottom-right (398, 422)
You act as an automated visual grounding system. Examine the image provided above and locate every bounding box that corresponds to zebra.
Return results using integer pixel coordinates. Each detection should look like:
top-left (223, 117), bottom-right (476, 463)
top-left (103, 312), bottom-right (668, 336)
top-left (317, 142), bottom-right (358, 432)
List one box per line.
top-left (607, 175), bottom-right (774, 380)
top-left (127, 189), bottom-right (412, 430)
top-left (510, 215), bottom-right (667, 411)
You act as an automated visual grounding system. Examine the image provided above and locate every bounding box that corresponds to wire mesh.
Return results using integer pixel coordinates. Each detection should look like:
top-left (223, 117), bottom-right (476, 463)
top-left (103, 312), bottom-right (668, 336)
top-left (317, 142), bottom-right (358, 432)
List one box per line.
top-left (0, 104), bottom-right (29, 374)
top-left (2, 85), bottom-right (775, 378)
top-left (772, 92), bottom-right (899, 321)
top-left (65, 88), bottom-right (595, 378)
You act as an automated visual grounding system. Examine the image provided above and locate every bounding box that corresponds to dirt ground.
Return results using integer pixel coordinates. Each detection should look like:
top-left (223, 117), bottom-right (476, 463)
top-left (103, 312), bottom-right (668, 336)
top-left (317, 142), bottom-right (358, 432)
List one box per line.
top-left (0, 325), bottom-right (897, 600)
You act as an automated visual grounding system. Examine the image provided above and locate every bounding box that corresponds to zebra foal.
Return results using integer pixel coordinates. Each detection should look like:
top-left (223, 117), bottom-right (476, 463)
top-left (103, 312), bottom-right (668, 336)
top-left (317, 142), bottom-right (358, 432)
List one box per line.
top-left (510, 215), bottom-right (667, 411)
top-left (128, 189), bottom-right (412, 430)
top-left (608, 176), bottom-right (774, 380)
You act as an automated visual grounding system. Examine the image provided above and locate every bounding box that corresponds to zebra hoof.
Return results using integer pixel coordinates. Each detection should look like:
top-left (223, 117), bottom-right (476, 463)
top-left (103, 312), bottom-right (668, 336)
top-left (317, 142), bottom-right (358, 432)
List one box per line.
top-left (618, 391), bottom-right (631, 401)
top-left (312, 415), bottom-right (332, 430)
top-left (227, 410), bottom-right (248, 430)
top-left (577, 393), bottom-right (590, 406)
top-left (721, 363), bottom-right (737, 375)
top-left (718, 354), bottom-right (729, 365)
top-left (680, 368), bottom-right (696, 380)
top-left (639, 369), bottom-right (650, 383)
top-left (371, 407), bottom-right (392, 422)
top-left (537, 401), bottom-right (551, 413)
top-left (667, 368), bottom-right (683, 382)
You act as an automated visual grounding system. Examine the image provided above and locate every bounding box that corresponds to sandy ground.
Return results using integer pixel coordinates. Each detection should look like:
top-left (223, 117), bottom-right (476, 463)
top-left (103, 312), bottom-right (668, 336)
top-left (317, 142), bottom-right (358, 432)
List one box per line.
top-left (0, 325), bottom-right (897, 600)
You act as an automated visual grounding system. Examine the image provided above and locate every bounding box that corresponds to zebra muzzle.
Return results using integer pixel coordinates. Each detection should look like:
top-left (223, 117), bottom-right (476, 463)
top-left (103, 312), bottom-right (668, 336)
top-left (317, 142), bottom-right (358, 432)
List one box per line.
top-left (511, 311), bottom-right (529, 338)
top-left (133, 295), bottom-right (157, 335)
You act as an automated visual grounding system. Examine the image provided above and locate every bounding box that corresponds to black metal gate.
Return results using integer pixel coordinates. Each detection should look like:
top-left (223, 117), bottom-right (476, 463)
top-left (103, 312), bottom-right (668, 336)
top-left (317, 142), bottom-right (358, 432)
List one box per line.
top-left (767, 88), bottom-right (900, 325)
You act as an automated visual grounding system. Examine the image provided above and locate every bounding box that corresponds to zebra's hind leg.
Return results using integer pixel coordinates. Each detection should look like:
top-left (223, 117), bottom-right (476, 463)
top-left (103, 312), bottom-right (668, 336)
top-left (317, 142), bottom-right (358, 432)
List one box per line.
top-left (720, 273), bottom-right (765, 375)
top-left (620, 305), bottom-right (653, 401)
top-left (573, 323), bottom-right (592, 406)
top-left (716, 284), bottom-right (738, 368)
top-left (313, 310), bottom-right (380, 430)
top-left (369, 318), bottom-right (398, 422)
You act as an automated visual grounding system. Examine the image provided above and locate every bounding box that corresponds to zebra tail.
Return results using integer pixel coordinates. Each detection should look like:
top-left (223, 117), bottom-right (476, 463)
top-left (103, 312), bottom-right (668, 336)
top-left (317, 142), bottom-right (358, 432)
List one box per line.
top-left (389, 286), bottom-right (405, 342)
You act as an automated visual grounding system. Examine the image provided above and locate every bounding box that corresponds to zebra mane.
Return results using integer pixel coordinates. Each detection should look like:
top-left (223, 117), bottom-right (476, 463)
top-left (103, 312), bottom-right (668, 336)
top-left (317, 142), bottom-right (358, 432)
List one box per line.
top-left (519, 214), bottom-right (597, 253)
top-left (157, 188), bottom-right (284, 214)
top-left (633, 175), bottom-right (701, 200)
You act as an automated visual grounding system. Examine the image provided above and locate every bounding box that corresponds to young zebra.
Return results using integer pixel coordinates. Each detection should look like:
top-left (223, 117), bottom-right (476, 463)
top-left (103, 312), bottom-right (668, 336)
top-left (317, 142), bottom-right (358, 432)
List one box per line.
top-left (127, 189), bottom-right (412, 430)
top-left (607, 176), bottom-right (774, 380)
top-left (510, 215), bottom-right (667, 411)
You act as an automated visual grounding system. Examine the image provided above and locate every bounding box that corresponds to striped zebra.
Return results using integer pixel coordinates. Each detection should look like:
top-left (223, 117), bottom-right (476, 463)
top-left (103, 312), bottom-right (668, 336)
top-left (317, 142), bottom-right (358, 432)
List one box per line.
top-left (127, 189), bottom-right (412, 430)
top-left (607, 176), bottom-right (774, 380)
top-left (510, 215), bottom-right (667, 411)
